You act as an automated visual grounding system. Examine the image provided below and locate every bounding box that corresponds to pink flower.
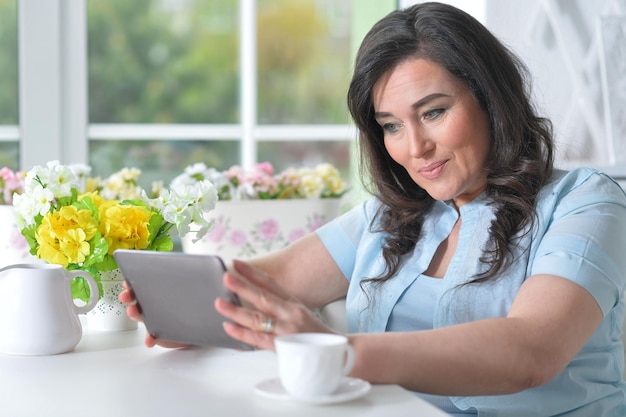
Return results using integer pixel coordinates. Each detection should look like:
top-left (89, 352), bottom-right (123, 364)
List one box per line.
top-left (308, 213), bottom-right (326, 232)
top-left (258, 219), bottom-right (280, 241)
top-left (0, 167), bottom-right (25, 205)
top-left (288, 228), bottom-right (306, 243)
top-left (255, 162), bottom-right (274, 176)
top-left (224, 165), bottom-right (242, 182)
top-left (207, 221), bottom-right (227, 243)
top-left (229, 230), bottom-right (247, 246)
top-left (9, 228), bottom-right (28, 250)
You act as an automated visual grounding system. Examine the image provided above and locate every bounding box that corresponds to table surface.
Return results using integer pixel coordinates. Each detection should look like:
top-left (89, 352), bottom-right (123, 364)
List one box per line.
top-left (0, 323), bottom-right (452, 417)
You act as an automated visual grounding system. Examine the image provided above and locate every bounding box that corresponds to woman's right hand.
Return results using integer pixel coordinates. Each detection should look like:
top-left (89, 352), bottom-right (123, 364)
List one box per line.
top-left (119, 281), bottom-right (187, 349)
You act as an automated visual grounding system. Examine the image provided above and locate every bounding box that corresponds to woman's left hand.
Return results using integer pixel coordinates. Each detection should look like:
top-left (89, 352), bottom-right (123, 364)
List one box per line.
top-left (214, 259), bottom-right (334, 350)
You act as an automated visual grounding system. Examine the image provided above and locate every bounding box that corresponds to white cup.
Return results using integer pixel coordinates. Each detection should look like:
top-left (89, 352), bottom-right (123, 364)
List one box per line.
top-left (274, 333), bottom-right (355, 399)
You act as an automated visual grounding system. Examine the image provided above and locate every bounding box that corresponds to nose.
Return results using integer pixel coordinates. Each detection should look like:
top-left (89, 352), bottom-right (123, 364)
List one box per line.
top-left (406, 124), bottom-right (431, 158)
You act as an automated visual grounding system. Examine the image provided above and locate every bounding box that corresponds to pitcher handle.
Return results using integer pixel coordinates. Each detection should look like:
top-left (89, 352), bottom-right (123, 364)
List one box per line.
top-left (67, 270), bottom-right (99, 314)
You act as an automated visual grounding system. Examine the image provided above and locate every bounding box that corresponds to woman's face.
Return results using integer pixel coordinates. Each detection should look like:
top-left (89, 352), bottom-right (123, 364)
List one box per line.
top-left (372, 58), bottom-right (491, 208)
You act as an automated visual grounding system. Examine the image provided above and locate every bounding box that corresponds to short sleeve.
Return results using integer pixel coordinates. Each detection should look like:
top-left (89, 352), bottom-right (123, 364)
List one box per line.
top-left (315, 199), bottom-right (378, 281)
top-left (531, 172), bottom-right (626, 316)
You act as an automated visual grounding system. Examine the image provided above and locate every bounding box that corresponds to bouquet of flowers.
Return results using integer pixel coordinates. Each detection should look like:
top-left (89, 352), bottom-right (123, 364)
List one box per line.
top-left (172, 161), bottom-right (348, 201)
top-left (0, 167), bottom-right (25, 205)
top-left (13, 161), bottom-right (217, 302)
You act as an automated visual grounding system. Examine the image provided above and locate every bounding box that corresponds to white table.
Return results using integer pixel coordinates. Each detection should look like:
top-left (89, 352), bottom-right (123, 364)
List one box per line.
top-left (0, 324), bottom-right (452, 417)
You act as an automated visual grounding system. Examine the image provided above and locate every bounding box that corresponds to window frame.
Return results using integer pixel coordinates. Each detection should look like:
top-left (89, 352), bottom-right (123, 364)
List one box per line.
top-left (17, 0), bottom-right (366, 171)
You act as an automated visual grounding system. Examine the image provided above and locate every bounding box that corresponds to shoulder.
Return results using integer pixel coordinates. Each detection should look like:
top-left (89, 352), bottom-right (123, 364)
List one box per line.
top-left (537, 167), bottom-right (626, 212)
top-left (340, 197), bottom-right (383, 224)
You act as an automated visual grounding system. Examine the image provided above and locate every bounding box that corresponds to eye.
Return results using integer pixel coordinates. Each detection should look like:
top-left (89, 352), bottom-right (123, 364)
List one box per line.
top-left (422, 108), bottom-right (445, 121)
top-left (381, 122), bottom-right (405, 133)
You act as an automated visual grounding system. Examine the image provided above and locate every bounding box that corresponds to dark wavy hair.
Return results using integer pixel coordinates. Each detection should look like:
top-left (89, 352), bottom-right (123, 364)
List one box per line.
top-left (347, 2), bottom-right (554, 285)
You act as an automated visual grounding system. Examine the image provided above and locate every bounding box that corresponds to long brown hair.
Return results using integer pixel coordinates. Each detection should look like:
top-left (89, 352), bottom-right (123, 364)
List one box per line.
top-left (347, 2), bottom-right (554, 285)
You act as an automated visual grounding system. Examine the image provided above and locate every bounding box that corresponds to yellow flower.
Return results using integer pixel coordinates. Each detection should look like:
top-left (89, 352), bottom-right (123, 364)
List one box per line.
top-left (98, 201), bottom-right (154, 254)
top-left (315, 163), bottom-right (346, 195)
top-left (298, 168), bottom-right (324, 198)
top-left (35, 205), bottom-right (98, 267)
top-left (84, 176), bottom-right (101, 193)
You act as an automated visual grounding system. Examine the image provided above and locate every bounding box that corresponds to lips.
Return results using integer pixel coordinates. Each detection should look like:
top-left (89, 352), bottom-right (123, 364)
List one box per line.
top-left (418, 160), bottom-right (448, 180)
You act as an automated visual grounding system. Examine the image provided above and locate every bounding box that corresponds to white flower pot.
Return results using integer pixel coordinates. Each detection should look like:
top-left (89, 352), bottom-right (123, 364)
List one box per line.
top-left (86, 269), bottom-right (138, 332)
top-left (0, 205), bottom-right (41, 268)
top-left (181, 199), bottom-right (342, 262)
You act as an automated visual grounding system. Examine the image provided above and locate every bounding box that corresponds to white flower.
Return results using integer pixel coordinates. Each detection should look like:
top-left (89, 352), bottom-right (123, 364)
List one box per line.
top-left (144, 179), bottom-right (218, 242)
top-left (171, 162), bottom-right (222, 188)
top-left (151, 181), bottom-right (164, 197)
top-left (100, 168), bottom-right (143, 200)
top-left (13, 184), bottom-right (55, 226)
top-left (23, 160), bottom-right (80, 199)
top-left (44, 161), bottom-right (79, 198)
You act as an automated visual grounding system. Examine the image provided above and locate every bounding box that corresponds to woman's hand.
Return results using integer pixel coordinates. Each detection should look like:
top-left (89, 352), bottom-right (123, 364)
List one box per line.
top-left (214, 259), bottom-right (334, 350)
top-left (119, 281), bottom-right (187, 349)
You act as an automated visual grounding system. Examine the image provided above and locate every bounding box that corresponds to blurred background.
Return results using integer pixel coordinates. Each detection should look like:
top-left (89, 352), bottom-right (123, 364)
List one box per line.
top-left (0, 0), bottom-right (624, 194)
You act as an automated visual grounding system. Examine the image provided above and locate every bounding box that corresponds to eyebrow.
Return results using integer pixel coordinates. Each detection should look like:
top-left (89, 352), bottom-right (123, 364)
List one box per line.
top-left (374, 93), bottom-right (450, 119)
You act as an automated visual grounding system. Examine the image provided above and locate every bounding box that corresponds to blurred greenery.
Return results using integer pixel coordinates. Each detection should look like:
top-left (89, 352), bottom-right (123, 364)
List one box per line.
top-left (0, 0), bottom-right (353, 181)
top-left (0, 0), bottom-right (18, 170)
top-left (0, 0), bottom-right (17, 126)
top-left (89, 139), bottom-right (240, 190)
top-left (87, 0), bottom-right (352, 183)
top-left (88, 0), bottom-right (239, 123)
top-left (257, 0), bottom-right (352, 124)
top-left (88, 0), bottom-right (351, 125)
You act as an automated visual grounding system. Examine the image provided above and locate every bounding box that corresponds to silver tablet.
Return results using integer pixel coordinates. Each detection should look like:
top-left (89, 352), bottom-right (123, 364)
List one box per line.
top-left (113, 249), bottom-right (252, 350)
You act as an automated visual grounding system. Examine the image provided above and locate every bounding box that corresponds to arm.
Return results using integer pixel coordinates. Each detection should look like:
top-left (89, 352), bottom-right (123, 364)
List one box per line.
top-left (348, 273), bottom-right (603, 395)
top-left (214, 233), bottom-right (350, 347)
top-left (215, 220), bottom-right (608, 394)
top-left (219, 265), bottom-right (602, 394)
top-left (244, 232), bottom-right (349, 309)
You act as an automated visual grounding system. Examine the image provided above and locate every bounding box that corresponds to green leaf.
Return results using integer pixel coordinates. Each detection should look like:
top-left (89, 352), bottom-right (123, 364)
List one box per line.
top-left (21, 223), bottom-right (39, 255)
top-left (81, 232), bottom-right (108, 268)
top-left (69, 273), bottom-right (102, 302)
top-left (147, 212), bottom-right (165, 244)
top-left (56, 188), bottom-right (79, 207)
top-left (94, 254), bottom-right (118, 272)
top-left (73, 194), bottom-right (98, 215)
top-left (120, 199), bottom-right (149, 207)
top-left (151, 235), bottom-right (174, 252)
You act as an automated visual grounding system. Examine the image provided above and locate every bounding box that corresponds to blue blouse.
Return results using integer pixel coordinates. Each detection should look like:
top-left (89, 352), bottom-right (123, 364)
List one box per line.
top-left (316, 168), bottom-right (626, 417)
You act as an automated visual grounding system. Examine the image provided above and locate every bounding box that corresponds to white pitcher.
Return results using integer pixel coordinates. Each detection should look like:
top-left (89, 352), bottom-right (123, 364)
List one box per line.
top-left (0, 263), bottom-right (99, 355)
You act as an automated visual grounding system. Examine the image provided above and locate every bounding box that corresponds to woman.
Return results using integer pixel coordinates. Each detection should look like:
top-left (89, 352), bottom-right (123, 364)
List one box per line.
top-left (123, 3), bottom-right (626, 416)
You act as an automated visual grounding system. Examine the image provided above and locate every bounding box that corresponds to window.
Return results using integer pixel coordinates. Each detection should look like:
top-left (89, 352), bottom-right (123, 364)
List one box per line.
top-left (86, 0), bottom-right (354, 189)
top-left (15, 0), bottom-right (397, 193)
top-left (0, 0), bottom-right (18, 170)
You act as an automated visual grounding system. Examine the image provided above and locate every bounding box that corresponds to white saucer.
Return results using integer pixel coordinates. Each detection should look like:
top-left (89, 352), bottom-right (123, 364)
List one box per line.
top-left (254, 377), bottom-right (371, 405)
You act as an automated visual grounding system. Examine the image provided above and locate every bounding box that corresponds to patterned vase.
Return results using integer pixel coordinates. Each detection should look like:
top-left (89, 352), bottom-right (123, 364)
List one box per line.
top-left (181, 198), bottom-right (342, 262)
top-left (86, 268), bottom-right (138, 332)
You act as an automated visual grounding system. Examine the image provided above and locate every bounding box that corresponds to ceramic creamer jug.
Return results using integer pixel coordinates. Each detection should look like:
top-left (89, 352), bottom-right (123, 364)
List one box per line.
top-left (0, 263), bottom-right (99, 355)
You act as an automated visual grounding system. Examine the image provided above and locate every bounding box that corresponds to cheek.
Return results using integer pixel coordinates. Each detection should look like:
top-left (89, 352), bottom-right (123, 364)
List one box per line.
top-left (447, 117), bottom-right (490, 167)
top-left (383, 139), bottom-right (405, 166)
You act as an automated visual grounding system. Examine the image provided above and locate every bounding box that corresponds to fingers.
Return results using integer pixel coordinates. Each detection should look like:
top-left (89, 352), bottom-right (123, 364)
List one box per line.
top-left (223, 269), bottom-right (285, 314)
top-left (215, 266), bottom-right (333, 350)
top-left (222, 320), bottom-right (276, 351)
top-left (119, 280), bottom-right (136, 304)
top-left (232, 259), bottom-right (292, 299)
top-left (125, 303), bottom-right (142, 321)
top-left (215, 296), bottom-right (278, 335)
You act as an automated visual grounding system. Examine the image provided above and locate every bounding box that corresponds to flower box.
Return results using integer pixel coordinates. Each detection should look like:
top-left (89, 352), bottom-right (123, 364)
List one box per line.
top-left (181, 198), bottom-right (342, 261)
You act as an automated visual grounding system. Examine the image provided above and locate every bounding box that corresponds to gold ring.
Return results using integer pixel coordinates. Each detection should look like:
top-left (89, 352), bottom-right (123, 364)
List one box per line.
top-left (262, 316), bottom-right (275, 333)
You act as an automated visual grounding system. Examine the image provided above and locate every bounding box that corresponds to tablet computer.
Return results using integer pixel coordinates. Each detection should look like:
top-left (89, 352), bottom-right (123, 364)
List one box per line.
top-left (113, 249), bottom-right (252, 350)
